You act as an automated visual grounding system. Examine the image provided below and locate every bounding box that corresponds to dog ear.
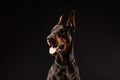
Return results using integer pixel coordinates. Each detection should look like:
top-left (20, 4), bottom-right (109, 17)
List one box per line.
top-left (66, 11), bottom-right (75, 33)
top-left (57, 15), bottom-right (63, 24)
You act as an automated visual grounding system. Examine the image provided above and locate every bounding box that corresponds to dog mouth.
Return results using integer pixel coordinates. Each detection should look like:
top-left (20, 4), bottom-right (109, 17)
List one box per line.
top-left (49, 44), bottom-right (65, 55)
top-left (47, 39), bottom-right (65, 55)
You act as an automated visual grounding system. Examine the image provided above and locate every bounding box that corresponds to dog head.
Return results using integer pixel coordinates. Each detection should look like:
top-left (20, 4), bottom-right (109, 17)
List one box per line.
top-left (47, 11), bottom-right (75, 56)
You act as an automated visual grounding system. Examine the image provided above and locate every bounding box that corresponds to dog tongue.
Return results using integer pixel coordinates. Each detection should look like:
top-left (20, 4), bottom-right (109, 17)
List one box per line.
top-left (49, 46), bottom-right (57, 55)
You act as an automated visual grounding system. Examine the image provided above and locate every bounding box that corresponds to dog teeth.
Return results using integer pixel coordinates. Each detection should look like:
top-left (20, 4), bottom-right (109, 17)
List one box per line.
top-left (57, 48), bottom-right (62, 52)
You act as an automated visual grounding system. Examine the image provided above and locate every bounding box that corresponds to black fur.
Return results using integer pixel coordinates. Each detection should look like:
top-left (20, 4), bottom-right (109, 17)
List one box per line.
top-left (47, 11), bottom-right (81, 80)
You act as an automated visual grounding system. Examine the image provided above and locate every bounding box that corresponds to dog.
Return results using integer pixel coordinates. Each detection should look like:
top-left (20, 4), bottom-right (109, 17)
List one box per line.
top-left (46, 11), bottom-right (80, 80)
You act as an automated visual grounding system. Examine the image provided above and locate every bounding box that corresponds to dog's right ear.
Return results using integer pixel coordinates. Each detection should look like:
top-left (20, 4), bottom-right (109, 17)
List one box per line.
top-left (66, 11), bottom-right (75, 33)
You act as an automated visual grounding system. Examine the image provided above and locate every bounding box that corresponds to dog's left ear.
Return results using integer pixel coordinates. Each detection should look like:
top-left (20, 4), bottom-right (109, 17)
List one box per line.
top-left (66, 11), bottom-right (75, 33)
top-left (58, 15), bottom-right (63, 24)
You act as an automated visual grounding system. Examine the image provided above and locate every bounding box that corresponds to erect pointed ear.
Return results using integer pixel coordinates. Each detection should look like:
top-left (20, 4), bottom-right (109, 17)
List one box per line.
top-left (57, 15), bottom-right (63, 24)
top-left (66, 11), bottom-right (75, 33)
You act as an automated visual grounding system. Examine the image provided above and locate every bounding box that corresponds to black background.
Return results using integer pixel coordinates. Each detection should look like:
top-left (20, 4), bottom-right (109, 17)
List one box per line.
top-left (1, 0), bottom-right (120, 80)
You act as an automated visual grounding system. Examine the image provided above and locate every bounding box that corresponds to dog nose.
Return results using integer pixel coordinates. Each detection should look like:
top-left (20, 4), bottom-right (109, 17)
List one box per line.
top-left (47, 36), bottom-right (55, 43)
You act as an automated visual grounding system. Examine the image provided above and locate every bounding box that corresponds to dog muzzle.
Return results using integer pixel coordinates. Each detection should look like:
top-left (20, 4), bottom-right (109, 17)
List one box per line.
top-left (49, 44), bottom-right (65, 55)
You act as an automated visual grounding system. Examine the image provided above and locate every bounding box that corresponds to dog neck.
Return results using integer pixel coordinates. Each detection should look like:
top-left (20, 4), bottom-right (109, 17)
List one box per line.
top-left (54, 41), bottom-right (75, 66)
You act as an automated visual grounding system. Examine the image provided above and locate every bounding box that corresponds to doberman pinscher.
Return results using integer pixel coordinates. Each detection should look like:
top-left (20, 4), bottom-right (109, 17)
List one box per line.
top-left (46, 11), bottom-right (81, 80)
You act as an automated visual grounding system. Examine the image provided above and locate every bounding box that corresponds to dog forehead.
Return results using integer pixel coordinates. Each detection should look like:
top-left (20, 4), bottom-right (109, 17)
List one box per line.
top-left (51, 25), bottom-right (64, 32)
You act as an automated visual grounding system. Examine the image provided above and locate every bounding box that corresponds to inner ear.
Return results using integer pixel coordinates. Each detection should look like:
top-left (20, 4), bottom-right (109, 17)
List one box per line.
top-left (66, 11), bottom-right (75, 33)
top-left (57, 15), bottom-right (63, 24)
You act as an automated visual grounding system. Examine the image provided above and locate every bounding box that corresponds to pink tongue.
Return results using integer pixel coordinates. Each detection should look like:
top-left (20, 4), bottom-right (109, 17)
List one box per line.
top-left (49, 46), bottom-right (57, 55)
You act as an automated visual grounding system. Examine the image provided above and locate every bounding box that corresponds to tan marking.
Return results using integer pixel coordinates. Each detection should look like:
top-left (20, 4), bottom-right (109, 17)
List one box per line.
top-left (58, 15), bottom-right (63, 24)
top-left (47, 40), bottom-right (51, 46)
top-left (56, 35), bottom-right (68, 54)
